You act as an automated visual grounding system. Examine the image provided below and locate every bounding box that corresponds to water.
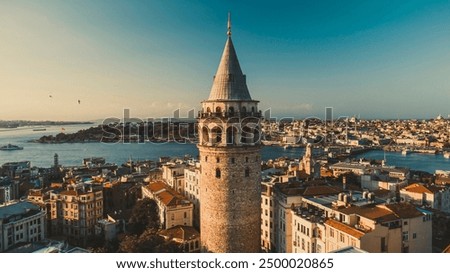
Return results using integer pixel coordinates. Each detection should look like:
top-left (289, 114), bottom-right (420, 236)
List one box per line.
top-left (354, 150), bottom-right (450, 173)
top-left (0, 125), bottom-right (305, 167)
top-left (1, 126), bottom-right (449, 173)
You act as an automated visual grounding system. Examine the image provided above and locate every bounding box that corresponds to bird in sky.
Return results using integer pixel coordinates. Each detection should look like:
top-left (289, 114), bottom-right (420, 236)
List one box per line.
top-left (49, 95), bottom-right (52, 98)
top-left (78, 99), bottom-right (81, 104)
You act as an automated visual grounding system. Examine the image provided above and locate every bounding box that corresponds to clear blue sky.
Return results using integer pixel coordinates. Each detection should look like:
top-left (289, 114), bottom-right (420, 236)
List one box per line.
top-left (1, 0), bottom-right (449, 120)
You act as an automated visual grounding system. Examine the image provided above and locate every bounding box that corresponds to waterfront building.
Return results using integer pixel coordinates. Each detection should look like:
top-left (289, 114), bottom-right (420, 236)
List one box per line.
top-left (197, 14), bottom-right (262, 252)
top-left (0, 201), bottom-right (46, 251)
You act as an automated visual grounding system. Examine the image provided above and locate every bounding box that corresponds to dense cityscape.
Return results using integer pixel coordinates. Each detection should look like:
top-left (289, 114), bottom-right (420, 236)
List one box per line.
top-left (1, 2), bottom-right (450, 255)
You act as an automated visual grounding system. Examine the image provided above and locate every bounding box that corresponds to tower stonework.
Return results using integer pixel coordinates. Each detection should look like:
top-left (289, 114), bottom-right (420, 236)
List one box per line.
top-left (198, 15), bottom-right (262, 253)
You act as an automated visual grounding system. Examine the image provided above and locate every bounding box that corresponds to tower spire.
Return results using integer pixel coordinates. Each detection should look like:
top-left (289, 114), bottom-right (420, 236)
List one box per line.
top-left (227, 12), bottom-right (231, 37)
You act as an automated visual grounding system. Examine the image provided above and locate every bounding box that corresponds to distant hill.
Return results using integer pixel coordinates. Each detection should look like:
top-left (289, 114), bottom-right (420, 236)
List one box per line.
top-left (0, 120), bottom-right (93, 128)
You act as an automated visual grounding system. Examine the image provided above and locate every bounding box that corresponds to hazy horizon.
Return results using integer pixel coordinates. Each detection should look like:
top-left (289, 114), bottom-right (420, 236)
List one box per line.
top-left (1, 0), bottom-right (449, 121)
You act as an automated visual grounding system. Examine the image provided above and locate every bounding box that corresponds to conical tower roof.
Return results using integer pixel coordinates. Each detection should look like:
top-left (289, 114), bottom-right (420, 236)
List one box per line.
top-left (207, 15), bottom-right (252, 101)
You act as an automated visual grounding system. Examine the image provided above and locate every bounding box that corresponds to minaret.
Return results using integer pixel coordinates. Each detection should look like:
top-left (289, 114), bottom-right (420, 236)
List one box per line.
top-left (198, 13), bottom-right (262, 252)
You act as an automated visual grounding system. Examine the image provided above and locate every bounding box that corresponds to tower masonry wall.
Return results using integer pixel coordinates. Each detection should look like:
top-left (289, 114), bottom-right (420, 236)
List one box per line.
top-left (198, 145), bottom-right (261, 252)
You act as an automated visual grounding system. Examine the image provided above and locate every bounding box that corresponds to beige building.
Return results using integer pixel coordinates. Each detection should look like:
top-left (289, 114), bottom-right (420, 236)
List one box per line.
top-left (288, 191), bottom-right (432, 253)
top-left (291, 205), bottom-right (326, 253)
top-left (400, 183), bottom-right (450, 213)
top-left (28, 184), bottom-right (103, 245)
top-left (162, 162), bottom-right (186, 193)
top-left (142, 182), bottom-right (193, 229)
top-left (261, 182), bottom-right (276, 252)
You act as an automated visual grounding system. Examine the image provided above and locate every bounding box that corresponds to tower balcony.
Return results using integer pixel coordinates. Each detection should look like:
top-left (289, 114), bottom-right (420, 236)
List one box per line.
top-left (199, 111), bottom-right (262, 119)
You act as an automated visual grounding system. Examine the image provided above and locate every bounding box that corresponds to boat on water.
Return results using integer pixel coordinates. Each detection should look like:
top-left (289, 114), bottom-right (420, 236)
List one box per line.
top-left (32, 128), bottom-right (47, 131)
top-left (401, 149), bottom-right (411, 155)
top-left (444, 152), bottom-right (450, 159)
top-left (0, 144), bottom-right (24, 151)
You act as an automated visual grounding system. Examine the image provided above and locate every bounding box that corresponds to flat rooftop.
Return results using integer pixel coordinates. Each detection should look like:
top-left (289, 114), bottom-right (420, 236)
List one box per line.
top-left (0, 201), bottom-right (41, 220)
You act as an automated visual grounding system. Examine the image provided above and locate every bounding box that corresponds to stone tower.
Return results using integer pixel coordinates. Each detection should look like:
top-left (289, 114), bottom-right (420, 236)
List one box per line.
top-left (198, 14), bottom-right (262, 253)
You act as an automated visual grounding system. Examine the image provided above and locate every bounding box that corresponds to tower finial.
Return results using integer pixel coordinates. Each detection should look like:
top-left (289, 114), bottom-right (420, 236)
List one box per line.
top-left (227, 12), bottom-right (231, 37)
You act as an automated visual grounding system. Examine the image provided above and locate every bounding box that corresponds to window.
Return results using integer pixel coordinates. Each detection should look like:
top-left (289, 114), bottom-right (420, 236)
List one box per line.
top-left (265, 199), bottom-right (268, 205)
top-left (403, 221), bottom-right (408, 226)
top-left (216, 157), bottom-right (220, 163)
top-left (215, 168), bottom-right (221, 178)
top-left (330, 229), bottom-right (335, 238)
top-left (184, 212), bottom-right (187, 218)
top-left (245, 168), bottom-right (250, 177)
top-left (205, 156), bottom-right (208, 162)
top-left (340, 233), bottom-right (345, 242)
top-left (402, 231), bottom-right (409, 241)
top-left (245, 157), bottom-right (249, 163)
top-left (231, 158), bottom-right (235, 164)
top-left (381, 237), bottom-right (386, 252)
top-left (413, 233), bottom-right (417, 239)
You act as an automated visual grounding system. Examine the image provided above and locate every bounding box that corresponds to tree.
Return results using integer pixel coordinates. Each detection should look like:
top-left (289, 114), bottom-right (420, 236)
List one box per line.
top-left (127, 198), bottom-right (159, 235)
top-left (119, 228), bottom-right (183, 253)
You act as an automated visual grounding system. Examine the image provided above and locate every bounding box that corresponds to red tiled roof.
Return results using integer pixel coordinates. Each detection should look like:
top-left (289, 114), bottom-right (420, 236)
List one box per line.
top-left (325, 219), bottom-right (365, 239)
top-left (383, 203), bottom-right (423, 219)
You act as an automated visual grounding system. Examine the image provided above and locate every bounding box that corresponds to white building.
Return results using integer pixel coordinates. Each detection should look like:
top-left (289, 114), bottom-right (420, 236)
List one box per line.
top-left (0, 201), bottom-right (46, 251)
top-left (183, 161), bottom-right (201, 228)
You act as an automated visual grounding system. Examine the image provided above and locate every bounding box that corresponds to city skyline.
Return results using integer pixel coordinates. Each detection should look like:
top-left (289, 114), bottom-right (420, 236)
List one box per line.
top-left (1, 0), bottom-right (450, 121)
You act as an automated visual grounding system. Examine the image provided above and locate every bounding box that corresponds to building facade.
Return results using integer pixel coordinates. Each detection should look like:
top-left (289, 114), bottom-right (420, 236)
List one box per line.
top-left (0, 201), bottom-right (46, 252)
top-left (142, 182), bottom-right (193, 229)
top-left (198, 15), bottom-right (262, 252)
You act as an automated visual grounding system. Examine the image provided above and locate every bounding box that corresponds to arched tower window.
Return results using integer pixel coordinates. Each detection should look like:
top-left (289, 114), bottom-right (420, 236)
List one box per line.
top-left (226, 126), bottom-right (239, 145)
top-left (202, 126), bottom-right (209, 145)
top-left (206, 107), bottom-right (211, 113)
top-left (241, 126), bottom-right (252, 144)
top-left (229, 106), bottom-right (234, 114)
top-left (253, 127), bottom-right (260, 144)
top-left (211, 126), bottom-right (222, 144)
top-left (215, 106), bottom-right (222, 113)
top-left (242, 106), bottom-right (247, 113)
top-left (251, 106), bottom-right (255, 112)
top-left (215, 168), bottom-right (221, 178)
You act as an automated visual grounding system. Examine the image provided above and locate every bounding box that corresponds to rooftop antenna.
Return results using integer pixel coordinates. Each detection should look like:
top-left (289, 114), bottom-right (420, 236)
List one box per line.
top-left (227, 12), bottom-right (231, 37)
